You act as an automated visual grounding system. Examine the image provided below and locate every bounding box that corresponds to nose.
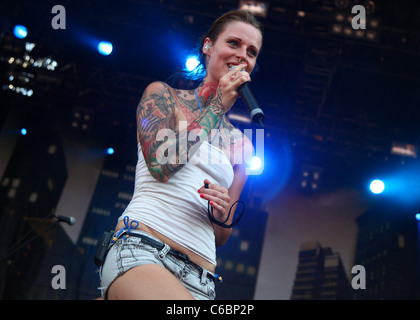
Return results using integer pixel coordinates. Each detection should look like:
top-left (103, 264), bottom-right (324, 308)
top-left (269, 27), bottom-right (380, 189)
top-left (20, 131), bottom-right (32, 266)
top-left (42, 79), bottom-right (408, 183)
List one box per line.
top-left (237, 48), bottom-right (247, 64)
top-left (237, 55), bottom-right (248, 72)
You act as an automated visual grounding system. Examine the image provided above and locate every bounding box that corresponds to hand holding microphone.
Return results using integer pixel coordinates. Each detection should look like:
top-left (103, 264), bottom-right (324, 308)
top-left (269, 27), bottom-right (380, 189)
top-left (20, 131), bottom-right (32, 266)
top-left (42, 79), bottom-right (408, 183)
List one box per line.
top-left (227, 63), bottom-right (265, 127)
top-left (238, 81), bottom-right (265, 127)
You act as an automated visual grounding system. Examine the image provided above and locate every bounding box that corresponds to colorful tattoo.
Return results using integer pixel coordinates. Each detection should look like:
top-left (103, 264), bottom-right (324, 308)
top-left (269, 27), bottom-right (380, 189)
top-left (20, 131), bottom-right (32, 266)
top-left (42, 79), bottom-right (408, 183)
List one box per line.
top-left (136, 81), bottom-right (226, 182)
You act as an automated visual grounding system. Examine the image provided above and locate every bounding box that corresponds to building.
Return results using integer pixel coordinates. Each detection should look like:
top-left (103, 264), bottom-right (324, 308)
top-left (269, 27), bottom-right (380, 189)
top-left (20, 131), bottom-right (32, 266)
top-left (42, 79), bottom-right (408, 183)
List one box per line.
top-left (290, 241), bottom-right (351, 300)
top-left (353, 201), bottom-right (419, 300)
top-left (321, 252), bottom-right (352, 300)
top-left (0, 112), bottom-right (68, 299)
top-left (74, 137), bottom-right (138, 299)
top-left (215, 207), bottom-right (268, 300)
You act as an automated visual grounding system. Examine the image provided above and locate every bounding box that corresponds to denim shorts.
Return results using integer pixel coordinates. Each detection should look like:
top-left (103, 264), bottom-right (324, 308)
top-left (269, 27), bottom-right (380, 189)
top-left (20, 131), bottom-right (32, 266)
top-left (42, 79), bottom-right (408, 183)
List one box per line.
top-left (99, 229), bottom-right (216, 300)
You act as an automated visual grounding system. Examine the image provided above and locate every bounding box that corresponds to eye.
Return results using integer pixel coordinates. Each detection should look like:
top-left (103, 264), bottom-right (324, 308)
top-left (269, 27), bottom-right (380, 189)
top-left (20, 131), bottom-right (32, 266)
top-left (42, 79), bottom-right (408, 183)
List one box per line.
top-left (248, 49), bottom-right (258, 57)
top-left (227, 40), bottom-right (238, 47)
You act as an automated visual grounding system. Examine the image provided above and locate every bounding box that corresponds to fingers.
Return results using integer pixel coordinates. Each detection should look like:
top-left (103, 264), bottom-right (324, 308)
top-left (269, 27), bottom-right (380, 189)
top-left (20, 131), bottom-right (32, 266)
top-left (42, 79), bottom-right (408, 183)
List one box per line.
top-left (197, 179), bottom-right (231, 211)
top-left (198, 179), bottom-right (228, 197)
top-left (215, 63), bottom-right (250, 112)
top-left (198, 184), bottom-right (230, 203)
top-left (208, 198), bottom-right (224, 215)
top-left (226, 63), bottom-right (251, 86)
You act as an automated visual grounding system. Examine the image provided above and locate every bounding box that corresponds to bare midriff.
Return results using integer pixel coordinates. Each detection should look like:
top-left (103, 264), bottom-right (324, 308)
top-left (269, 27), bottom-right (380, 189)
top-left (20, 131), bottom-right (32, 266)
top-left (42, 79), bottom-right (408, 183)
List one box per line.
top-left (115, 219), bottom-right (215, 273)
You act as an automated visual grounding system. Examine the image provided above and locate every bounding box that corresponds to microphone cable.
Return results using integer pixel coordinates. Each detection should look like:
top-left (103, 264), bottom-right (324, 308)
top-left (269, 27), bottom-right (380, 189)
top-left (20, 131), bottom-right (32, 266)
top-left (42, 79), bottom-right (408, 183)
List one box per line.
top-left (0, 214), bottom-right (59, 263)
top-left (207, 199), bottom-right (245, 228)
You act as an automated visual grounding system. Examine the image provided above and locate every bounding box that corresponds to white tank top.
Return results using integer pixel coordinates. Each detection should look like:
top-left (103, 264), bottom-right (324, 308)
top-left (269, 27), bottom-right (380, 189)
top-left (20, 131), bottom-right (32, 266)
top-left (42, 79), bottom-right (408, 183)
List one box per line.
top-left (119, 140), bottom-right (234, 266)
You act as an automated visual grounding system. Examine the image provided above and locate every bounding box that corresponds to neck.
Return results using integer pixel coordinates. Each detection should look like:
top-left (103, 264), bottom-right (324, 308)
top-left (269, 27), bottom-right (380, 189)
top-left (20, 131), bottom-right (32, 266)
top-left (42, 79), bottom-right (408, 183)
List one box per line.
top-left (196, 76), bottom-right (218, 106)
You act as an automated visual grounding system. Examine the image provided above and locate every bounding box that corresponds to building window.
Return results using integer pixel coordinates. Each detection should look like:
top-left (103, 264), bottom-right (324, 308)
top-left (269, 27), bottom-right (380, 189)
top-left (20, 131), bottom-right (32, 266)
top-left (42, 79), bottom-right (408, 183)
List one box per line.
top-left (398, 235), bottom-right (405, 249)
top-left (47, 178), bottom-right (54, 191)
top-left (82, 236), bottom-right (98, 246)
top-left (236, 263), bottom-right (245, 273)
top-left (48, 145), bottom-right (57, 154)
top-left (29, 192), bottom-right (38, 203)
top-left (12, 178), bottom-right (20, 188)
top-left (1, 177), bottom-right (10, 187)
top-left (247, 266), bottom-right (256, 276)
top-left (123, 174), bottom-right (134, 181)
top-left (240, 240), bottom-right (249, 251)
top-left (232, 229), bottom-right (240, 237)
top-left (118, 192), bottom-right (132, 200)
top-left (92, 207), bottom-right (110, 216)
top-left (7, 188), bottom-right (16, 198)
top-left (101, 170), bottom-right (119, 178)
top-left (225, 260), bottom-right (233, 270)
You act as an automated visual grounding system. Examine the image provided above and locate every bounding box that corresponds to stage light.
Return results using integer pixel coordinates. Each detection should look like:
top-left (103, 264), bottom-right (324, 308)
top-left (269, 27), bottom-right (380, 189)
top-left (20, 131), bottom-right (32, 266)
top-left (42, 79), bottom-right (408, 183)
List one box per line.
top-left (185, 55), bottom-right (200, 72)
top-left (14, 25), bottom-right (27, 39)
top-left (239, 0), bottom-right (269, 18)
top-left (370, 179), bottom-right (385, 194)
top-left (250, 156), bottom-right (262, 171)
top-left (391, 143), bottom-right (417, 158)
top-left (415, 213), bottom-right (420, 221)
top-left (3, 84), bottom-right (34, 97)
top-left (20, 128), bottom-right (27, 135)
top-left (98, 41), bottom-right (113, 56)
top-left (107, 147), bottom-right (114, 155)
top-left (25, 42), bottom-right (36, 52)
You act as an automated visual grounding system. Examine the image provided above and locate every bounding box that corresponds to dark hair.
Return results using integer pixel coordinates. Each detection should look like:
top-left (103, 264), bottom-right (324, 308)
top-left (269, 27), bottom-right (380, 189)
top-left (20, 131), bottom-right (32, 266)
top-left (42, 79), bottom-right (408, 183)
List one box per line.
top-left (167, 10), bottom-right (263, 89)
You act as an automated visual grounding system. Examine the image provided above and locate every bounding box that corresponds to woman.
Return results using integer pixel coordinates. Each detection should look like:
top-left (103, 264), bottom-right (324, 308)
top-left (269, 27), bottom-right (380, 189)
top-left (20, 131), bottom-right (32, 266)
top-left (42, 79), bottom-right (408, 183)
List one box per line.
top-left (100, 9), bottom-right (263, 300)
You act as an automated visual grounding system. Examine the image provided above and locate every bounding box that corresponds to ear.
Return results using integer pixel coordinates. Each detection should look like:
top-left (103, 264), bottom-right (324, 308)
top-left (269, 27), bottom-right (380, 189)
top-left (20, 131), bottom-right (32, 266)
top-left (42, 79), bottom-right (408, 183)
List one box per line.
top-left (202, 37), bottom-right (212, 55)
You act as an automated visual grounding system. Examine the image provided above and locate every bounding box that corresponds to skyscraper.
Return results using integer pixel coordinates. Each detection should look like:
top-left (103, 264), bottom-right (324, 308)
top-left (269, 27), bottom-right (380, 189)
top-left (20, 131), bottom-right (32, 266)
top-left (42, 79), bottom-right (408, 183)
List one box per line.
top-left (353, 201), bottom-right (419, 300)
top-left (74, 139), bottom-right (138, 299)
top-left (215, 207), bottom-right (268, 299)
top-left (0, 112), bottom-right (68, 299)
top-left (290, 241), bottom-right (351, 300)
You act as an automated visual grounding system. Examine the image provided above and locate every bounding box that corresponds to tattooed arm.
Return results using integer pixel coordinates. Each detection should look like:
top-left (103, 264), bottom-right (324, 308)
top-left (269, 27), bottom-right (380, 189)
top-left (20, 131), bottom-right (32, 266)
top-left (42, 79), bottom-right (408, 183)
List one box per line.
top-left (137, 81), bottom-right (225, 182)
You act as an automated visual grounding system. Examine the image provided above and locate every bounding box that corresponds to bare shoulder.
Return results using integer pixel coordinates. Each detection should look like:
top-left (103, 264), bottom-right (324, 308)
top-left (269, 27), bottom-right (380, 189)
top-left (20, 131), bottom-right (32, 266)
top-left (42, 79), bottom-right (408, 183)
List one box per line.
top-left (143, 81), bottom-right (171, 94)
top-left (143, 82), bottom-right (191, 100)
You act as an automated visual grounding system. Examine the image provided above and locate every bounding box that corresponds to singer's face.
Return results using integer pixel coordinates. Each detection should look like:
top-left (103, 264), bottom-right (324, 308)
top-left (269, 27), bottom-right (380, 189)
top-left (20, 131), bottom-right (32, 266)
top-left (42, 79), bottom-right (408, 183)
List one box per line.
top-left (204, 21), bottom-right (262, 83)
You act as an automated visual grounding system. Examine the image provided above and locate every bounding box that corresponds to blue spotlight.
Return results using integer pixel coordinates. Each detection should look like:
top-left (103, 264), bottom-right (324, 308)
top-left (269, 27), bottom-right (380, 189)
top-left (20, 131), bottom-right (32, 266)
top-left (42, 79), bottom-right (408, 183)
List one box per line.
top-left (250, 156), bottom-right (262, 171)
top-left (416, 213), bottom-right (420, 221)
top-left (185, 55), bottom-right (200, 72)
top-left (14, 25), bottom-right (28, 39)
top-left (370, 179), bottom-right (385, 194)
top-left (107, 147), bottom-right (114, 155)
top-left (20, 128), bottom-right (27, 135)
top-left (98, 41), bottom-right (113, 55)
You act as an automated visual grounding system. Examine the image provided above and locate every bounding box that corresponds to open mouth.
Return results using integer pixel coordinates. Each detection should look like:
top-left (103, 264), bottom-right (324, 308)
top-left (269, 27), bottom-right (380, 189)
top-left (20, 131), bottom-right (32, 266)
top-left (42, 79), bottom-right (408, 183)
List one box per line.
top-left (227, 63), bottom-right (238, 69)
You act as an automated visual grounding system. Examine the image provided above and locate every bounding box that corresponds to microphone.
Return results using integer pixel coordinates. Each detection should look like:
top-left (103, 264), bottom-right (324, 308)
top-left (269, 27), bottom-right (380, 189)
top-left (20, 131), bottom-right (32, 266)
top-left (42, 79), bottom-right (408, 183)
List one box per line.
top-left (238, 82), bottom-right (265, 127)
top-left (55, 215), bottom-right (76, 226)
